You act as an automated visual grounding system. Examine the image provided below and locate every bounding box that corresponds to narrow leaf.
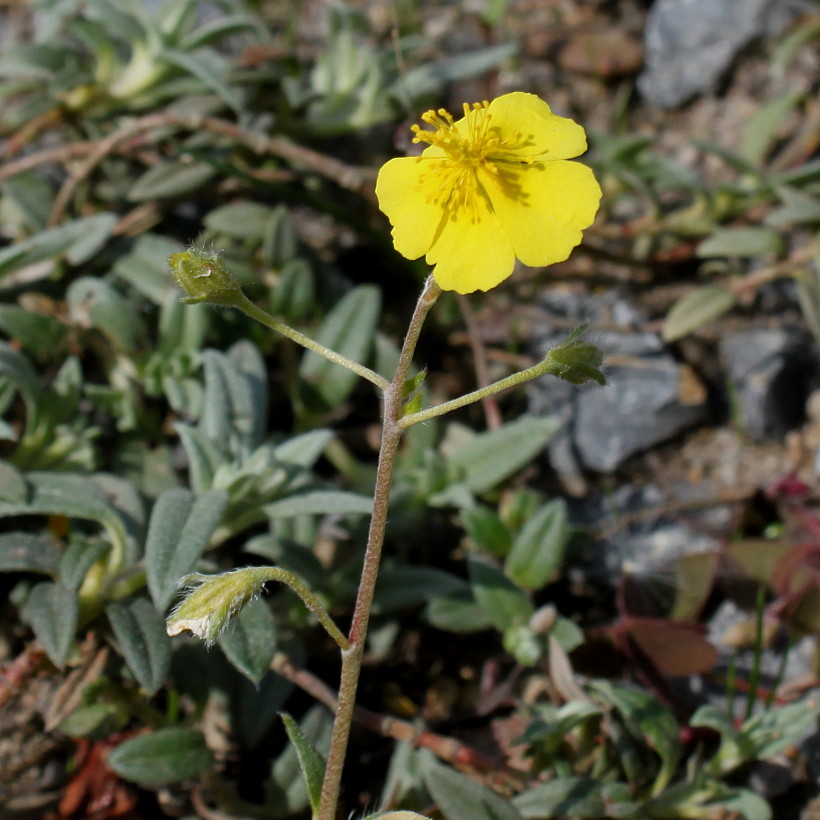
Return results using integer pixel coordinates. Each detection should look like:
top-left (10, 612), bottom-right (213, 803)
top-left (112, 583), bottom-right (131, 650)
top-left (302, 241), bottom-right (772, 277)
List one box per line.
top-left (146, 488), bottom-right (228, 609)
top-left (422, 753), bottom-right (524, 820)
top-left (662, 284), bottom-right (736, 342)
top-left (697, 227), bottom-right (783, 258)
top-left (218, 596), bottom-right (276, 683)
top-left (23, 581), bottom-right (78, 667)
top-left (505, 499), bottom-right (569, 589)
top-left (447, 416), bottom-right (559, 495)
top-left (299, 285), bottom-right (381, 410)
top-left (264, 489), bottom-right (372, 518)
top-left (107, 597), bottom-right (171, 695)
top-left (107, 727), bottom-right (213, 785)
top-left (280, 712), bottom-right (327, 815)
top-left (0, 533), bottom-right (60, 575)
top-left (468, 557), bottom-right (533, 632)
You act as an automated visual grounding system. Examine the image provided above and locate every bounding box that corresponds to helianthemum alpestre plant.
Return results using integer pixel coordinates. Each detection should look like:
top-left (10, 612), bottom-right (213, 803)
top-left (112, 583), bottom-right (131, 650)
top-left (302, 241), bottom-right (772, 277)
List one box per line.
top-left (167, 92), bottom-right (603, 820)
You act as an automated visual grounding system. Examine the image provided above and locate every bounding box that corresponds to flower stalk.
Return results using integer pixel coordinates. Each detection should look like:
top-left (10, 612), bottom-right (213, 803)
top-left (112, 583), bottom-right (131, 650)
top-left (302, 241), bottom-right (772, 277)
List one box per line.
top-left (317, 276), bottom-right (440, 820)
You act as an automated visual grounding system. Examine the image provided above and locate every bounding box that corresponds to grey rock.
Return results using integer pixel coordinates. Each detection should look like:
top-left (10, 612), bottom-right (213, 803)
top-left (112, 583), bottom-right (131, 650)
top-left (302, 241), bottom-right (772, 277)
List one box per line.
top-left (720, 327), bottom-right (818, 441)
top-left (528, 289), bottom-right (707, 476)
top-left (574, 358), bottom-right (703, 472)
top-left (639, 0), bottom-right (814, 108)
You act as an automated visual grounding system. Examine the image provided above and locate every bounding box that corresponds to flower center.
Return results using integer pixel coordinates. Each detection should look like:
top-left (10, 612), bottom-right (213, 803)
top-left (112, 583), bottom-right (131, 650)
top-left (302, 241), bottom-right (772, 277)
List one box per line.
top-left (410, 102), bottom-right (527, 220)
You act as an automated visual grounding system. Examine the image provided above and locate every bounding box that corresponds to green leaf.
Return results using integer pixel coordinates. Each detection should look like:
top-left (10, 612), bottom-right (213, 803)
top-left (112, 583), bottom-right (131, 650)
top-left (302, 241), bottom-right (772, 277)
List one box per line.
top-left (273, 430), bottom-right (334, 467)
top-left (106, 597), bottom-right (171, 695)
top-left (22, 581), bottom-right (78, 668)
top-left (662, 284), bottom-right (736, 342)
top-left (0, 472), bottom-right (131, 568)
top-left (263, 206), bottom-right (299, 270)
top-left (263, 489), bottom-right (372, 518)
top-left (0, 214), bottom-right (117, 280)
top-left (421, 752), bottom-right (524, 820)
top-left (107, 727), bottom-right (213, 785)
top-left (395, 42), bottom-right (517, 101)
top-left (204, 201), bottom-right (275, 239)
top-left (424, 590), bottom-right (495, 633)
top-left (299, 285), bottom-right (381, 410)
top-left (591, 681), bottom-right (681, 794)
top-left (447, 416), bottom-right (559, 495)
top-left (58, 702), bottom-right (129, 740)
top-left (128, 160), bottom-right (216, 202)
top-left (280, 712), bottom-right (327, 816)
top-left (513, 778), bottom-right (635, 819)
top-left (0, 305), bottom-right (67, 359)
top-left (66, 277), bottom-right (146, 352)
top-left (505, 499), bottom-right (569, 589)
top-left (697, 227), bottom-right (783, 258)
top-left (269, 705), bottom-right (333, 815)
top-left (200, 342), bottom-right (268, 453)
top-left (160, 47), bottom-right (243, 113)
top-left (218, 596), bottom-right (276, 683)
top-left (468, 557), bottom-right (533, 632)
top-left (461, 505), bottom-right (513, 557)
top-left (112, 233), bottom-right (186, 304)
top-left (740, 92), bottom-right (803, 166)
top-left (373, 565), bottom-right (466, 614)
top-left (173, 422), bottom-right (225, 492)
top-left (0, 460), bottom-right (27, 502)
top-left (59, 538), bottom-right (109, 590)
top-left (0, 533), bottom-right (60, 575)
top-left (146, 488), bottom-right (228, 609)
top-left (765, 187), bottom-right (820, 228)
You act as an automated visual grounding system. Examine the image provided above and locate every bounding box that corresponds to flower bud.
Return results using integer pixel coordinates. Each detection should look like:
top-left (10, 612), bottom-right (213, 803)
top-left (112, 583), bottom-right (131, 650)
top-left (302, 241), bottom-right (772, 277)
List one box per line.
top-left (168, 249), bottom-right (244, 306)
top-left (166, 568), bottom-right (269, 645)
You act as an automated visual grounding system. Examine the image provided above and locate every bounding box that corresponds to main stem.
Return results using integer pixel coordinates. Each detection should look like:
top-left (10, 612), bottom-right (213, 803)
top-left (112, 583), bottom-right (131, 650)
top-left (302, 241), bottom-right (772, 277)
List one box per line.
top-left (317, 277), bottom-right (440, 820)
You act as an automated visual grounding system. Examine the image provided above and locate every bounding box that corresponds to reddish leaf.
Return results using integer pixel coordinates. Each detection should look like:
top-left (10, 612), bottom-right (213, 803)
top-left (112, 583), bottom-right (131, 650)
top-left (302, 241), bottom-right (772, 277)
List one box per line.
top-left (617, 617), bottom-right (718, 677)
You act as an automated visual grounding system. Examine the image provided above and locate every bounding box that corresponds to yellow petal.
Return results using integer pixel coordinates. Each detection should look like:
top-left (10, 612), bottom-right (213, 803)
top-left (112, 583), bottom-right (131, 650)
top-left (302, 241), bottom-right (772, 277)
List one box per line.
top-left (426, 185), bottom-right (515, 294)
top-left (484, 160), bottom-right (601, 267)
top-left (487, 92), bottom-right (588, 161)
top-left (375, 157), bottom-right (447, 260)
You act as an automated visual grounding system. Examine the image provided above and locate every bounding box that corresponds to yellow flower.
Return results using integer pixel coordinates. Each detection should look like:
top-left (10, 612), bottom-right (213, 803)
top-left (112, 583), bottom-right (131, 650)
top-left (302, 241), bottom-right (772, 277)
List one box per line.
top-left (375, 92), bottom-right (602, 294)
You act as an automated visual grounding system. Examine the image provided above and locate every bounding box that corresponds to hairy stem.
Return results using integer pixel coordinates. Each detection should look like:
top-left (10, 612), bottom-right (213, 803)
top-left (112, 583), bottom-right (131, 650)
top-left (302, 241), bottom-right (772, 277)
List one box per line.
top-left (317, 277), bottom-right (440, 820)
top-left (235, 294), bottom-right (389, 391)
top-left (400, 349), bottom-right (563, 427)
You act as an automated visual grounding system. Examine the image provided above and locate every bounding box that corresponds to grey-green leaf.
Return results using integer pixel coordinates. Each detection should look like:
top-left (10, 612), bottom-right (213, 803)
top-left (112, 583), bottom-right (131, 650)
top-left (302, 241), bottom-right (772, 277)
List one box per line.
top-left (299, 285), bottom-right (381, 410)
top-left (218, 596), bottom-right (276, 683)
top-left (425, 590), bottom-right (495, 633)
top-left (66, 277), bottom-right (146, 352)
top-left (468, 557), bottom-right (533, 632)
top-left (697, 227), bottom-right (783, 258)
top-left (662, 284), bottom-right (736, 342)
top-left (422, 753), bottom-right (524, 820)
top-left (447, 416), bottom-right (559, 495)
top-left (107, 727), bottom-right (213, 785)
top-left (505, 499), bottom-right (569, 589)
top-left (0, 533), bottom-right (60, 575)
top-left (513, 777), bottom-right (635, 819)
top-left (23, 581), bottom-right (78, 667)
top-left (269, 705), bottom-right (333, 815)
top-left (146, 488), bottom-right (228, 609)
top-left (128, 160), bottom-right (216, 202)
top-left (106, 597), bottom-right (171, 695)
top-left (264, 490), bottom-right (372, 519)
top-left (280, 712), bottom-right (327, 815)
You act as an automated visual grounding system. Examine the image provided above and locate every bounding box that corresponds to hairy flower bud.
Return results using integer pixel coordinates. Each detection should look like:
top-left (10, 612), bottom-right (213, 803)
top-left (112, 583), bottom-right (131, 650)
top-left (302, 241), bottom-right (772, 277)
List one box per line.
top-left (168, 249), bottom-right (244, 306)
top-left (166, 568), bottom-right (270, 645)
